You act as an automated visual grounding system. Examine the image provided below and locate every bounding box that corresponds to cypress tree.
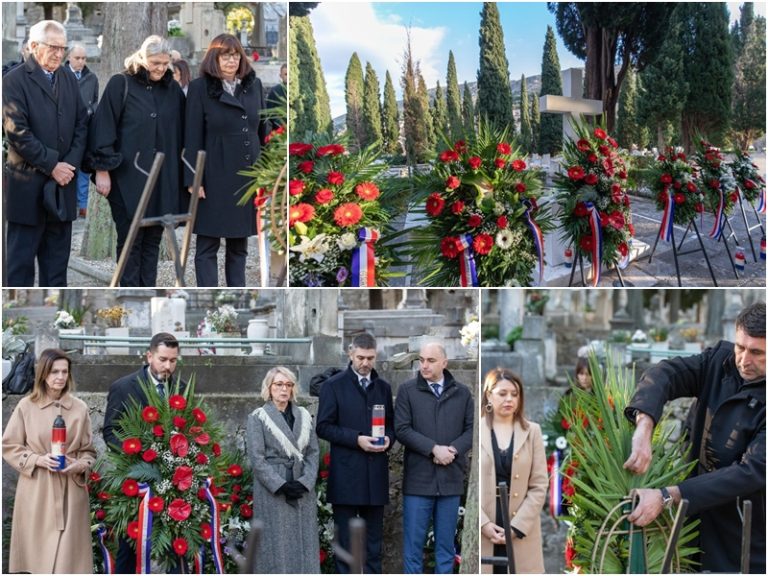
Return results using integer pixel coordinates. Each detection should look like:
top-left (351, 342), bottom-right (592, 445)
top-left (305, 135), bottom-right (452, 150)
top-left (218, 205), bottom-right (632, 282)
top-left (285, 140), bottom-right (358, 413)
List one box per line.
top-left (731, 2), bottom-right (755, 54)
top-left (432, 81), bottom-right (448, 143)
top-left (288, 15), bottom-right (303, 138)
top-left (530, 92), bottom-right (540, 154)
top-left (361, 62), bottom-right (383, 149)
top-left (381, 70), bottom-right (401, 156)
top-left (446, 50), bottom-right (463, 140)
top-left (402, 35), bottom-right (432, 164)
top-left (519, 74), bottom-right (533, 153)
top-left (539, 25), bottom-right (563, 155)
top-left (616, 66), bottom-right (642, 149)
top-left (476, 2), bottom-right (514, 133)
top-left (290, 15), bottom-right (332, 138)
top-left (462, 81), bottom-right (475, 135)
top-left (345, 52), bottom-right (365, 151)
top-left (731, 14), bottom-right (766, 150)
top-left (418, 70), bottom-right (435, 151)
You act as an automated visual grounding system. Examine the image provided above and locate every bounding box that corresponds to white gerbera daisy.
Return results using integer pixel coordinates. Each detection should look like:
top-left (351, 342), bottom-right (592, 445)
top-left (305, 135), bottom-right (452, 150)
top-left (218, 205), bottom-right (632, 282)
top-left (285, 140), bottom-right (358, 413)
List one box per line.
top-left (495, 229), bottom-right (513, 249)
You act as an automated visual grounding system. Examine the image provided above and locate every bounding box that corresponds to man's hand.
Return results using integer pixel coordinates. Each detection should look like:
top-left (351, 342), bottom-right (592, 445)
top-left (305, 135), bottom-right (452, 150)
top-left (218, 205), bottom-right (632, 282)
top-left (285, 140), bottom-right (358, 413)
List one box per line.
top-left (623, 412), bottom-right (654, 474)
top-left (51, 162), bottom-right (75, 186)
top-left (357, 435), bottom-right (388, 453)
top-left (188, 185), bottom-right (206, 199)
top-left (95, 170), bottom-right (111, 196)
top-left (481, 522), bottom-right (506, 545)
top-left (627, 488), bottom-right (664, 527)
top-left (432, 444), bottom-right (456, 465)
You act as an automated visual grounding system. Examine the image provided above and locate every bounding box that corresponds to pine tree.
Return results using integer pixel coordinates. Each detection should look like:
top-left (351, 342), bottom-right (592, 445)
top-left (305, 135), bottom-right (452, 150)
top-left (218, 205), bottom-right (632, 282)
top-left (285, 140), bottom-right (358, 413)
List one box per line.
top-left (519, 74), bottom-right (533, 153)
top-left (345, 52), bottom-right (365, 151)
top-left (731, 14), bottom-right (766, 150)
top-left (418, 70), bottom-right (435, 151)
top-left (462, 81), bottom-right (475, 135)
top-left (432, 81), bottom-right (448, 143)
top-left (361, 62), bottom-right (383, 149)
top-left (539, 25), bottom-right (563, 155)
top-left (446, 50), bottom-right (463, 140)
top-left (476, 2), bottom-right (514, 133)
top-left (290, 15), bottom-right (332, 139)
top-left (381, 70), bottom-right (401, 156)
top-left (402, 34), bottom-right (432, 164)
top-left (616, 66), bottom-right (642, 149)
top-left (530, 92), bottom-right (541, 154)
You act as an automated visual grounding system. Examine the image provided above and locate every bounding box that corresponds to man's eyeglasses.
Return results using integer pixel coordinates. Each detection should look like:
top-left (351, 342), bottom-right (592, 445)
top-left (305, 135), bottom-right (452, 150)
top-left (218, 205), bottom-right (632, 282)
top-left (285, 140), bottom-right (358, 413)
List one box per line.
top-left (219, 52), bottom-right (241, 62)
top-left (271, 381), bottom-right (294, 389)
top-left (40, 42), bottom-right (68, 53)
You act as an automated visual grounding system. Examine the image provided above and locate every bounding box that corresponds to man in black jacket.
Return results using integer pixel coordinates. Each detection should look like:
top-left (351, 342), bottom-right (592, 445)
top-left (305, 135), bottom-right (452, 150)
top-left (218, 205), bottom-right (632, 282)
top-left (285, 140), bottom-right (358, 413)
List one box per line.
top-left (624, 301), bottom-right (765, 573)
top-left (316, 333), bottom-right (395, 573)
top-left (2, 20), bottom-right (88, 286)
top-left (395, 341), bottom-right (474, 574)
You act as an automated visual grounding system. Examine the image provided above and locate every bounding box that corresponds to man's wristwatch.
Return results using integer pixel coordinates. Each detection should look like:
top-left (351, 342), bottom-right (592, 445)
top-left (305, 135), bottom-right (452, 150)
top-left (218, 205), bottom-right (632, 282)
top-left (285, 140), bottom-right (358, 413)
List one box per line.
top-left (660, 487), bottom-right (673, 509)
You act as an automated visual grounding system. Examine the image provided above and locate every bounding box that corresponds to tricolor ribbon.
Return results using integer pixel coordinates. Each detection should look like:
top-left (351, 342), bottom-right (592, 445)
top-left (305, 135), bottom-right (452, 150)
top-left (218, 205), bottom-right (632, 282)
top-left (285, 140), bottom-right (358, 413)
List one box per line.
top-left (97, 524), bottom-right (115, 574)
top-left (455, 234), bottom-right (479, 287)
top-left (709, 190), bottom-right (725, 239)
top-left (548, 450), bottom-right (562, 517)
top-left (659, 189), bottom-right (675, 242)
top-left (351, 228), bottom-right (379, 287)
top-left (757, 187), bottom-right (766, 213)
top-left (255, 190), bottom-right (269, 288)
top-left (202, 478), bottom-right (225, 574)
top-left (760, 237), bottom-right (765, 261)
top-left (136, 483), bottom-right (154, 574)
top-left (194, 549), bottom-right (204, 573)
top-left (523, 200), bottom-right (545, 285)
top-left (585, 202), bottom-right (603, 287)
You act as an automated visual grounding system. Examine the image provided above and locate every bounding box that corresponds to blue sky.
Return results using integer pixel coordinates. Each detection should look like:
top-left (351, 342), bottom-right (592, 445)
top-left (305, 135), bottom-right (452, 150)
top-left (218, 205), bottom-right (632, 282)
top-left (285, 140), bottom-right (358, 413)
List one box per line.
top-left (309, 1), bottom-right (763, 118)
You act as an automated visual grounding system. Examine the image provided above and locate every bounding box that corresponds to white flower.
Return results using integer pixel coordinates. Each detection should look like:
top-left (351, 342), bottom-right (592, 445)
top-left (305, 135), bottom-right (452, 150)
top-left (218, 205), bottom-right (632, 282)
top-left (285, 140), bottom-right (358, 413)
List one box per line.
top-left (493, 202), bottom-right (505, 215)
top-left (631, 329), bottom-right (648, 343)
top-left (53, 310), bottom-right (77, 329)
top-left (290, 234), bottom-right (331, 263)
top-left (495, 229), bottom-right (513, 250)
top-left (460, 320), bottom-right (480, 348)
top-left (337, 232), bottom-right (358, 251)
top-left (555, 436), bottom-right (568, 450)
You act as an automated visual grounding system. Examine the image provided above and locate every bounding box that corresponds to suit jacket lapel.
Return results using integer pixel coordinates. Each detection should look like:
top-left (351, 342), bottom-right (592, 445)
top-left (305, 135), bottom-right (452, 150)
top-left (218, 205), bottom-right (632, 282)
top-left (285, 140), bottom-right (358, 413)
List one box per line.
top-left (512, 419), bottom-right (530, 459)
top-left (27, 63), bottom-right (58, 103)
top-left (219, 90), bottom-right (245, 111)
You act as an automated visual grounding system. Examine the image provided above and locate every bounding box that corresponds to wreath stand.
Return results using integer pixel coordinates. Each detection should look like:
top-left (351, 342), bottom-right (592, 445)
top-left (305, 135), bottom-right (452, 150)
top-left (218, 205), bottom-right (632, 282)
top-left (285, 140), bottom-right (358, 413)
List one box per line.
top-left (646, 218), bottom-right (718, 287)
top-left (481, 482), bottom-right (515, 573)
top-left (567, 252), bottom-right (626, 287)
top-left (735, 190), bottom-right (765, 262)
top-left (109, 150), bottom-right (205, 287)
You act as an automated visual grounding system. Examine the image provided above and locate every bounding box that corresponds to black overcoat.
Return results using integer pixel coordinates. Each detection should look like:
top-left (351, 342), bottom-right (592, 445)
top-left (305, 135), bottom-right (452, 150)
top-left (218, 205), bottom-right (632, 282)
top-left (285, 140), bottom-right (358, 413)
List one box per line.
top-left (316, 365), bottom-right (395, 506)
top-left (626, 341), bottom-right (765, 573)
top-left (85, 68), bottom-right (185, 219)
top-left (182, 70), bottom-right (269, 238)
top-left (2, 56), bottom-right (88, 225)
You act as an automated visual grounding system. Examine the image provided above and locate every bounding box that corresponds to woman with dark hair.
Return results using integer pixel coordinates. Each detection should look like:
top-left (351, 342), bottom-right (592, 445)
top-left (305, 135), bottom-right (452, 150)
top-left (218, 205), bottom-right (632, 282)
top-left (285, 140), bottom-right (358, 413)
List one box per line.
top-left (172, 59), bottom-right (191, 96)
top-left (86, 35), bottom-right (185, 287)
top-left (183, 33), bottom-right (269, 287)
top-left (2, 348), bottom-right (96, 573)
top-left (480, 368), bottom-right (547, 574)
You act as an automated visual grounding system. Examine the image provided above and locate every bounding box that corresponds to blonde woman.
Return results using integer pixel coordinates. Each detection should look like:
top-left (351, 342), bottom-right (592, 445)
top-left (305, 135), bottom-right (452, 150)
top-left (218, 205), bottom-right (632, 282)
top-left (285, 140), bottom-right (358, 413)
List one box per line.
top-left (246, 367), bottom-right (320, 573)
top-left (480, 368), bottom-right (547, 573)
top-left (2, 348), bottom-right (96, 573)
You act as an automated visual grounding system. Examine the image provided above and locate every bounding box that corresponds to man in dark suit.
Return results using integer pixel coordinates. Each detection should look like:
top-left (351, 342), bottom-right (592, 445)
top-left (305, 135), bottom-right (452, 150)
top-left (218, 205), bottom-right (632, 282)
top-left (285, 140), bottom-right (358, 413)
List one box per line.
top-left (103, 332), bottom-right (181, 573)
top-left (2, 20), bottom-right (88, 286)
top-left (316, 333), bottom-right (395, 573)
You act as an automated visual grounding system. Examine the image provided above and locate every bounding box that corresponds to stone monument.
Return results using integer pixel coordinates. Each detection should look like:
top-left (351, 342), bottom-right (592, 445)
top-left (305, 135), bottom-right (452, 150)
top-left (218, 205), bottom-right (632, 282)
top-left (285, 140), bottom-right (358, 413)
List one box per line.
top-left (63, 3), bottom-right (100, 58)
top-left (539, 68), bottom-right (603, 143)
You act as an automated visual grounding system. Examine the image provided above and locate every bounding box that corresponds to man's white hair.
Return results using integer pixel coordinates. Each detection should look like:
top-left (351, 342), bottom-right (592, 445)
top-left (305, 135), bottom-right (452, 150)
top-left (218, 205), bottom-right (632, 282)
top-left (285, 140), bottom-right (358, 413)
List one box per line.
top-left (68, 42), bottom-right (87, 55)
top-left (28, 20), bottom-right (66, 44)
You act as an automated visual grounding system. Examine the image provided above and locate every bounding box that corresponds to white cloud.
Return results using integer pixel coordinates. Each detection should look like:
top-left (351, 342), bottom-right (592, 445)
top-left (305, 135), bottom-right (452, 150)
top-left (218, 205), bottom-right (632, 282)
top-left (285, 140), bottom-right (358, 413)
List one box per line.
top-left (310, 3), bottom-right (447, 118)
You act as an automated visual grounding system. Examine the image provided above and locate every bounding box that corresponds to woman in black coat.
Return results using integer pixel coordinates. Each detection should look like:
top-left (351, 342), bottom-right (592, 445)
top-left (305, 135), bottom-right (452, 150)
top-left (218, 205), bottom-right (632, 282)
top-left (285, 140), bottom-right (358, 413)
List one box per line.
top-left (86, 35), bottom-right (185, 287)
top-left (183, 33), bottom-right (269, 287)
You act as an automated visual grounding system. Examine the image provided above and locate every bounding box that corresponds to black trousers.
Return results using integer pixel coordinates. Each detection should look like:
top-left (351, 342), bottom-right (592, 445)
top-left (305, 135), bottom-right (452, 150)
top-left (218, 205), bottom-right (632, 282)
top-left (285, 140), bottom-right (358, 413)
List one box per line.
top-left (109, 197), bottom-right (162, 287)
top-left (194, 234), bottom-right (247, 287)
top-left (6, 219), bottom-right (71, 286)
top-left (333, 504), bottom-right (384, 574)
top-left (115, 535), bottom-right (183, 573)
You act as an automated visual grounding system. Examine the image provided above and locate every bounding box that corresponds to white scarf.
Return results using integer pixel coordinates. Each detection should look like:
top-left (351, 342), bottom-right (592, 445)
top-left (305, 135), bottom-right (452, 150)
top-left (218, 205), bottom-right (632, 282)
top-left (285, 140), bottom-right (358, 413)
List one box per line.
top-left (253, 404), bottom-right (311, 462)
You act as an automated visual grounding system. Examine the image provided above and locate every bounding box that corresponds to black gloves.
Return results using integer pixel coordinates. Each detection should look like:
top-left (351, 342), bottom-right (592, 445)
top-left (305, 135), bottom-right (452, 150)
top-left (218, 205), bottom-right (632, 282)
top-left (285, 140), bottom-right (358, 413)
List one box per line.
top-left (276, 480), bottom-right (308, 501)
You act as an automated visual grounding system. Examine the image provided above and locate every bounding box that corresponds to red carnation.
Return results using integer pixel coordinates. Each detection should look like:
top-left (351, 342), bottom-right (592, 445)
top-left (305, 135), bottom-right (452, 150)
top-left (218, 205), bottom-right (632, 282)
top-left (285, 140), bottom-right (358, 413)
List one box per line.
top-left (445, 175), bottom-right (461, 190)
top-left (744, 179), bottom-right (756, 190)
top-left (439, 149), bottom-right (459, 163)
top-left (453, 140), bottom-right (467, 153)
top-left (468, 156), bottom-right (482, 170)
top-left (561, 417), bottom-right (571, 430)
top-left (141, 406), bottom-right (159, 423)
top-left (618, 170), bottom-right (627, 180)
top-left (152, 424), bottom-right (165, 437)
top-left (172, 537), bottom-right (188, 556)
top-left (496, 215), bottom-right (508, 229)
top-left (173, 416), bottom-right (187, 430)
top-left (297, 160), bottom-right (314, 174)
top-left (618, 242), bottom-right (629, 257)
top-left (511, 159), bottom-right (526, 172)
top-left (473, 233), bottom-right (494, 255)
top-left (170, 433), bottom-right (189, 457)
top-left (327, 171), bottom-right (345, 186)
top-left (355, 182), bottom-right (380, 201)
top-left (240, 504), bottom-right (253, 519)
top-left (593, 127), bottom-right (607, 140)
top-left (333, 203), bottom-right (363, 227)
top-left (148, 496), bottom-right (165, 513)
top-left (609, 211), bottom-right (625, 231)
top-left (660, 174), bottom-right (672, 184)
top-left (195, 433), bottom-right (210, 445)
top-left (730, 192), bottom-right (739, 203)
top-left (319, 469), bottom-right (329, 479)
top-left (602, 157), bottom-right (615, 176)
top-left (200, 524), bottom-right (213, 540)
top-left (315, 188), bottom-right (334, 204)
top-left (587, 153), bottom-right (598, 164)
top-left (95, 509), bottom-right (106, 521)
top-left (230, 493), bottom-right (241, 504)
top-left (576, 139), bottom-right (591, 152)
top-left (579, 235), bottom-right (595, 252)
top-left (440, 237), bottom-right (459, 259)
top-left (629, 223), bottom-right (636, 236)
top-left (674, 193), bottom-right (686, 205)
top-left (288, 142), bottom-right (313, 156)
top-left (494, 158), bottom-right (506, 169)
top-left (608, 136), bottom-right (619, 148)
top-left (709, 179), bottom-right (720, 190)
top-left (567, 166), bottom-right (585, 181)
top-left (196, 453), bottom-right (208, 465)
top-left (212, 443), bottom-right (222, 457)
top-left (168, 498), bottom-right (192, 522)
top-left (127, 521), bottom-right (140, 539)
top-left (673, 180), bottom-right (682, 190)
top-left (172, 466), bottom-right (194, 491)
top-left (228, 464), bottom-right (243, 477)
top-left (122, 438), bottom-right (142, 455)
top-left (122, 479), bottom-right (139, 497)
top-left (450, 201), bottom-right (465, 215)
top-left (598, 145), bottom-right (611, 156)
top-left (496, 142), bottom-right (512, 155)
top-left (515, 182), bottom-right (527, 194)
top-left (695, 202), bottom-right (704, 213)
top-left (97, 491), bottom-right (111, 501)
top-left (142, 449), bottom-right (158, 463)
top-left (90, 472), bottom-right (102, 483)
top-left (191, 408), bottom-right (207, 424)
top-left (169, 395), bottom-right (187, 410)
top-left (426, 193), bottom-right (445, 217)
top-left (467, 214), bottom-right (483, 228)
top-left (316, 144), bottom-right (345, 157)
top-left (584, 173), bottom-right (598, 186)
top-left (573, 202), bottom-right (589, 218)
top-left (289, 179), bottom-right (305, 196)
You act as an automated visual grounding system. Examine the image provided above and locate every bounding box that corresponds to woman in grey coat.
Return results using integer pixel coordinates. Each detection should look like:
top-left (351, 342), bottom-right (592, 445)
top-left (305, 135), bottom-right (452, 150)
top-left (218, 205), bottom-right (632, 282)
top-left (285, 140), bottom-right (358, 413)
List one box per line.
top-left (246, 367), bottom-right (320, 574)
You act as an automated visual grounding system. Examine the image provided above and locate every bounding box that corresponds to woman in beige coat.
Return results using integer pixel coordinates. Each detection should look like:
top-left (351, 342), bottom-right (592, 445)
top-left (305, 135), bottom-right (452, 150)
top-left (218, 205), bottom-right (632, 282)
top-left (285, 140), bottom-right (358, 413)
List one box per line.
top-left (480, 368), bottom-right (548, 574)
top-left (2, 348), bottom-right (96, 573)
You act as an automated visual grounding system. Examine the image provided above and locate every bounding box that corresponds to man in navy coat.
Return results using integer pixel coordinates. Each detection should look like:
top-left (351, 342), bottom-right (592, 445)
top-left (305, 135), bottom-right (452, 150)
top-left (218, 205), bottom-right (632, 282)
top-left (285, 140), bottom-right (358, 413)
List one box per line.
top-left (316, 333), bottom-right (395, 573)
top-left (2, 20), bottom-right (88, 286)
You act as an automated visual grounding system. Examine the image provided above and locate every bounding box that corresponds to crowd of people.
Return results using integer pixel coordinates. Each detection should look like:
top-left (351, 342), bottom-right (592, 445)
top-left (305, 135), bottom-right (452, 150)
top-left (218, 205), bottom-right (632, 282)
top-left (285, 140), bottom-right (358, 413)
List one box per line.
top-left (2, 20), bottom-right (286, 288)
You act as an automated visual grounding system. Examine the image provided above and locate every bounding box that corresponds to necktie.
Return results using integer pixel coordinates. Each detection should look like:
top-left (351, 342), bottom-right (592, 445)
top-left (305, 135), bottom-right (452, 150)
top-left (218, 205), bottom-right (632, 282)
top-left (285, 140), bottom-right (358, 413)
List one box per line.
top-left (156, 382), bottom-right (166, 398)
top-left (75, 70), bottom-right (81, 80)
top-left (431, 382), bottom-right (442, 398)
top-left (360, 377), bottom-right (370, 391)
top-left (45, 71), bottom-right (55, 86)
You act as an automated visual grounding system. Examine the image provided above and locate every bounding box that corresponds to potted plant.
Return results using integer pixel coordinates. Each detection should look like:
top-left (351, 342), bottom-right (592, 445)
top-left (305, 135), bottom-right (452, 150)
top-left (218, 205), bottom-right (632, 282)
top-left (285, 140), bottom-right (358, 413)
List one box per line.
top-left (205, 305), bottom-right (241, 356)
top-left (96, 305), bottom-right (130, 354)
top-left (53, 309), bottom-right (83, 333)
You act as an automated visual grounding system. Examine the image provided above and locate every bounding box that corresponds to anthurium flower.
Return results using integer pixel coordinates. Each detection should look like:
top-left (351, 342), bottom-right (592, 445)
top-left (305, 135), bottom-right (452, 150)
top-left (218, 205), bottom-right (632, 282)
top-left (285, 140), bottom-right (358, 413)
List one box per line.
top-left (170, 433), bottom-right (189, 457)
top-left (168, 498), bottom-right (192, 522)
top-left (172, 466), bottom-right (194, 491)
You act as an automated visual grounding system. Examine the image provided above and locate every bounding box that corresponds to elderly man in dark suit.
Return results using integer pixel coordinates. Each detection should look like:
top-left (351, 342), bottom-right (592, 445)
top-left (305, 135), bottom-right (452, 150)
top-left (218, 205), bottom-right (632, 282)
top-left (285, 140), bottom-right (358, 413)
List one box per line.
top-left (2, 20), bottom-right (88, 286)
top-left (316, 333), bottom-right (395, 573)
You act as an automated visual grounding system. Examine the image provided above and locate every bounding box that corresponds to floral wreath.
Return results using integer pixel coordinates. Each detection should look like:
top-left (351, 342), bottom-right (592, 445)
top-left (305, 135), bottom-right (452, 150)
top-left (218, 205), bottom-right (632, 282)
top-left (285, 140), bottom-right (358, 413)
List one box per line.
top-left (730, 150), bottom-right (766, 211)
top-left (554, 118), bottom-right (634, 286)
top-left (410, 122), bottom-right (554, 287)
top-left (691, 139), bottom-right (739, 240)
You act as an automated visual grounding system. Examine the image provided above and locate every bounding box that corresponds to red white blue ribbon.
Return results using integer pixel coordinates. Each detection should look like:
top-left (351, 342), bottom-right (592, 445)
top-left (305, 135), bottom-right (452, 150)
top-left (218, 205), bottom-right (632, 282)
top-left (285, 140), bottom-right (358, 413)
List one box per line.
top-left (709, 190), bottom-right (725, 239)
top-left (194, 549), bottom-right (204, 573)
top-left (586, 202), bottom-right (602, 286)
top-left (760, 237), bottom-right (766, 261)
top-left (523, 200), bottom-right (545, 285)
top-left (136, 483), bottom-right (154, 574)
top-left (455, 234), bottom-right (479, 287)
top-left (351, 228), bottom-right (379, 287)
top-left (548, 450), bottom-right (562, 517)
top-left (202, 478), bottom-right (225, 574)
top-left (97, 524), bottom-right (115, 574)
top-left (659, 189), bottom-right (675, 242)
top-left (758, 187), bottom-right (766, 213)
